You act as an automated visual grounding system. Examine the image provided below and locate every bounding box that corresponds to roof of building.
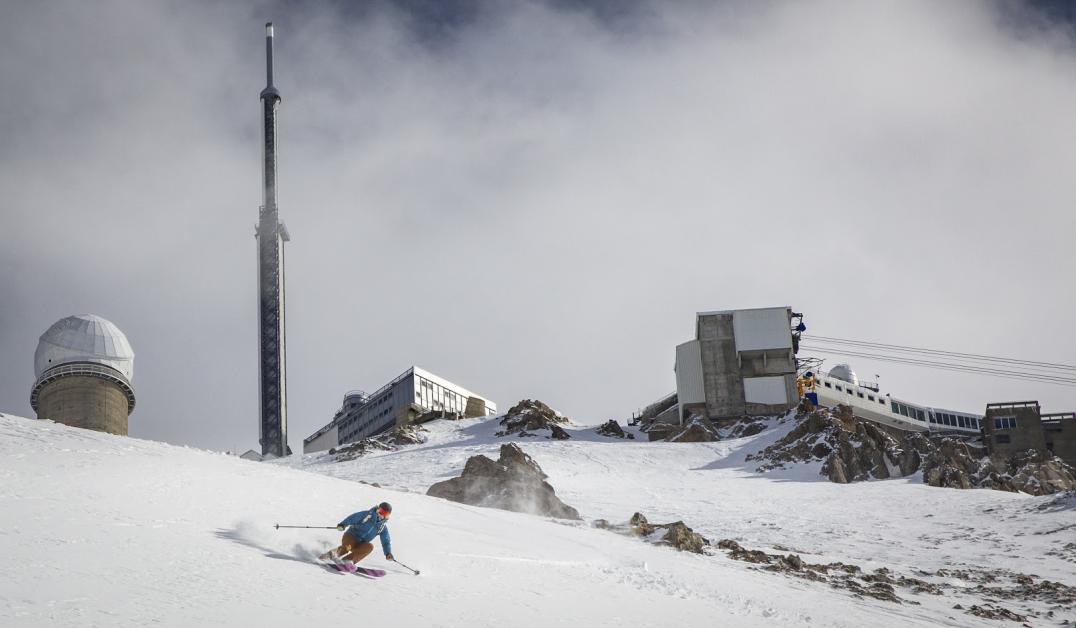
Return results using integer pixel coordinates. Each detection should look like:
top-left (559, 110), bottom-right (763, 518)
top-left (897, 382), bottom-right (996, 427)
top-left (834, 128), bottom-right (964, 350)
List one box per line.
top-left (34, 314), bottom-right (134, 380)
top-left (828, 363), bottom-right (859, 386)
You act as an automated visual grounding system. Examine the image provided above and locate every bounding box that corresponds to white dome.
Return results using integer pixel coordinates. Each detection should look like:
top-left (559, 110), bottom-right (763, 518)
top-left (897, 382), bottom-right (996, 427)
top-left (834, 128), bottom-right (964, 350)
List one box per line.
top-left (828, 363), bottom-right (859, 386)
top-left (34, 314), bottom-right (134, 380)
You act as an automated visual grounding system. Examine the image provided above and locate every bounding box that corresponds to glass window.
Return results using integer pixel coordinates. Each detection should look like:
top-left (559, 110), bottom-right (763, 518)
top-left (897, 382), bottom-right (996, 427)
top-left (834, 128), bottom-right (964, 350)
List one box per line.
top-left (824, 382), bottom-right (832, 388)
top-left (868, 395), bottom-right (875, 401)
top-left (858, 392), bottom-right (865, 398)
top-left (891, 402), bottom-right (899, 414)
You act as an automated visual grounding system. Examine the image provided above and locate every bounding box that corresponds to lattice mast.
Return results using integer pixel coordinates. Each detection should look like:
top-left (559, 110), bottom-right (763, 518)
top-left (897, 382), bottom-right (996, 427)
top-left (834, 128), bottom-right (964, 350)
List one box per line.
top-left (256, 22), bottom-right (290, 457)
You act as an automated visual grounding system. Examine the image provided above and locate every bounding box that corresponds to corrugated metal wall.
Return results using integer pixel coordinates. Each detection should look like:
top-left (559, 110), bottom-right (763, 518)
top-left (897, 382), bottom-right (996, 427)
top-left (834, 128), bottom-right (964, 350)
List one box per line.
top-left (675, 340), bottom-right (705, 420)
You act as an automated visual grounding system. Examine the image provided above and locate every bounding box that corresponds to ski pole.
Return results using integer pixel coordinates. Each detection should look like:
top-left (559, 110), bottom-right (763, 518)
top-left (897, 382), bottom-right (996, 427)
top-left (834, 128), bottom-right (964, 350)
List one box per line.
top-left (391, 558), bottom-right (421, 575)
top-left (274, 524), bottom-right (339, 530)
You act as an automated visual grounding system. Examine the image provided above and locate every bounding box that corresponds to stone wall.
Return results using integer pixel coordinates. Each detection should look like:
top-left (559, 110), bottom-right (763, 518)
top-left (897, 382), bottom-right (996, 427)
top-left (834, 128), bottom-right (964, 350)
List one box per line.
top-left (35, 376), bottom-right (129, 435)
top-left (464, 396), bottom-right (487, 418)
top-left (983, 403), bottom-right (1047, 461)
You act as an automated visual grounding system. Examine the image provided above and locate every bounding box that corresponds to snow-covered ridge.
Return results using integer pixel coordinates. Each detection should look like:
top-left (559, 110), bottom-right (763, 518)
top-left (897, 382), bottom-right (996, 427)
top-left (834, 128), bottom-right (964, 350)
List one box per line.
top-left (2, 412), bottom-right (1074, 626)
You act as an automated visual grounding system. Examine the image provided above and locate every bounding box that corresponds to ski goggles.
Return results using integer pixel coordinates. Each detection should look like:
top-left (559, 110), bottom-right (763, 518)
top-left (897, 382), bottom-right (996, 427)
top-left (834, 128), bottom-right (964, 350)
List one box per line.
top-left (377, 507), bottom-right (391, 519)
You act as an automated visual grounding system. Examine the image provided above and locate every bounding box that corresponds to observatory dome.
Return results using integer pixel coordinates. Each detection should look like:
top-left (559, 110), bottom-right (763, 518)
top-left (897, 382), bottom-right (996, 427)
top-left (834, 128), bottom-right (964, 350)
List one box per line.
top-left (34, 314), bottom-right (134, 380)
top-left (827, 363), bottom-right (859, 386)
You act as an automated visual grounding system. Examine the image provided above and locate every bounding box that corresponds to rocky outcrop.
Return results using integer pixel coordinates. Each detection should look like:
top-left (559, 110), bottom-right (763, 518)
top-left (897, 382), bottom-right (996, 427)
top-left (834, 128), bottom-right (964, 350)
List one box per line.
top-left (923, 444), bottom-right (1076, 496)
top-left (592, 513), bottom-right (709, 553)
top-left (595, 420), bottom-right (635, 439)
top-left (747, 405), bottom-right (904, 482)
top-left (426, 443), bottom-right (580, 520)
top-left (748, 405), bottom-right (1076, 495)
top-left (628, 512), bottom-right (710, 553)
top-left (496, 400), bottom-right (572, 440)
top-left (328, 424), bottom-right (428, 461)
top-left (716, 538), bottom-right (1074, 615)
top-left (665, 416), bottom-right (720, 443)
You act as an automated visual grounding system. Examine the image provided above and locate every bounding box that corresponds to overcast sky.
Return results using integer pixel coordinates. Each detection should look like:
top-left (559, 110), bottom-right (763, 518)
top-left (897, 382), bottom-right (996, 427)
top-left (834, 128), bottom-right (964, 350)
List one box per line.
top-left (2, 0), bottom-right (1075, 451)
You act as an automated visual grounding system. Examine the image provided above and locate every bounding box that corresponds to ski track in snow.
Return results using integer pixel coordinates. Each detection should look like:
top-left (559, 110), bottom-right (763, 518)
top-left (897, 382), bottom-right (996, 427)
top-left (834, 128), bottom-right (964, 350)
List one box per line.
top-left (0, 412), bottom-right (1073, 626)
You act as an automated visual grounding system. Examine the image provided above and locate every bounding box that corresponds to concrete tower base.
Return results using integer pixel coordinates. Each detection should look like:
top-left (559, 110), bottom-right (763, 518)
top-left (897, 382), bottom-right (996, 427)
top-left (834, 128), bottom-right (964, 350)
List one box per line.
top-left (34, 376), bottom-right (130, 435)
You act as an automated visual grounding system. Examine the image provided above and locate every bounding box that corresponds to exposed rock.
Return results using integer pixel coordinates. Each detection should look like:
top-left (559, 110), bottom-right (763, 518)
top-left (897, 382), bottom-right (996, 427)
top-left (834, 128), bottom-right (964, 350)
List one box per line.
top-left (718, 538), bottom-right (1071, 614)
top-left (496, 399), bottom-right (572, 439)
top-left (328, 439), bottom-right (394, 461)
top-left (718, 417), bottom-right (769, 439)
top-left (388, 424), bottom-right (429, 446)
top-left (715, 539), bottom-right (909, 603)
top-left (548, 424), bottom-right (572, 440)
top-left (920, 438), bottom-right (988, 490)
top-left (627, 513), bottom-right (709, 553)
top-left (595, 420), bottom-right (635, 439)
top-left (328, 424), bottom-right (428, 461)
top-left (747, 405), bottom-right (903, 482)
top-left (748, 405), bottom-right (1076, 495)
top-left (426, 443), bottom-right (580, 520)
top-left (665, 416), bottom-right (720, 443)
top-left (964, 604), bottom-right (1027, 622)
top-left (923, 443), bottom-right (1076, 496)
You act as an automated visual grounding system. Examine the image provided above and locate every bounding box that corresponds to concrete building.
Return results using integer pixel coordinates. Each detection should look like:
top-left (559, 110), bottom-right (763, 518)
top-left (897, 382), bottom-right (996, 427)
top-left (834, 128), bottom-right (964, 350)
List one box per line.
top-left (1042, 412), bottom-right (1076, 466)
top-left (982, 401), bottom-right (1047, 459)
top-left (30, 314), bottom-right (136, 435)
top-left (674, 307), bottom-right (799, 422)
top-left (981, 401), bottom-right (1076, 467)
top-left (304, 366), bottom-right (497, 454)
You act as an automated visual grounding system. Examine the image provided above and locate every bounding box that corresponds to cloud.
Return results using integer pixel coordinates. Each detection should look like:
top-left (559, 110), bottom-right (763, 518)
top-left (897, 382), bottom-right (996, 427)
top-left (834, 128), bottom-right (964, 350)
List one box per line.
top-left (2, 0), bottom-right (1074, 450)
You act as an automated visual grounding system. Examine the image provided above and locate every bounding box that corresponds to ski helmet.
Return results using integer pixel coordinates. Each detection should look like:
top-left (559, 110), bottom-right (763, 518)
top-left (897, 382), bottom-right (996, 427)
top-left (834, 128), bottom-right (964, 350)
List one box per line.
top-left (377, 502), bottom-right (392, 517)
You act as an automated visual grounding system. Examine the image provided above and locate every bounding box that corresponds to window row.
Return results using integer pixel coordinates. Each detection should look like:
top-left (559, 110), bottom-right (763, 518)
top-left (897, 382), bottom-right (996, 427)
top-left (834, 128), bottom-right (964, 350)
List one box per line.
top-left (930, 412), bottom-right (980, 430)
top-left (891, 401), bottom-right (926, 422)
top-left (415, 376), bottom-right (467, 415)
top-left (993, 416), bottom-right (1017, 430)
top-left (822, 381), bottom-right (886, 405)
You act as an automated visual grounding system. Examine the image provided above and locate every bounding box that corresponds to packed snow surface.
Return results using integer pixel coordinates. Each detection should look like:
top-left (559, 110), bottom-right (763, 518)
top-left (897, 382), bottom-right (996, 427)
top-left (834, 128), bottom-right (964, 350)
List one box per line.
top-left (1, 412), bottom-right (1073, 627)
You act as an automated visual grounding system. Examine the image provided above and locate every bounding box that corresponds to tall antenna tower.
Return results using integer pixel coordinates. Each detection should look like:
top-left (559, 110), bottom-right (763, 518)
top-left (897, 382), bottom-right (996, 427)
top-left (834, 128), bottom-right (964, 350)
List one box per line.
top-left (257, 22), bottom-right (290, 458)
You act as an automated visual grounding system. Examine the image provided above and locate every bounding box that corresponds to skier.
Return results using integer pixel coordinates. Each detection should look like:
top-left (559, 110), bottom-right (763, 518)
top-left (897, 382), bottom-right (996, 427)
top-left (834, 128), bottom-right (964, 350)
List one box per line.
top-left (320, 502), bottom-right (394, 568)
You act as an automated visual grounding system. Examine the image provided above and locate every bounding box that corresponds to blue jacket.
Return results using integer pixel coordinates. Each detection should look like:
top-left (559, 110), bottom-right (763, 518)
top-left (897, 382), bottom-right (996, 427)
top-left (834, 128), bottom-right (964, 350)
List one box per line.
top-left (339, 507), bottom-right (391, 556)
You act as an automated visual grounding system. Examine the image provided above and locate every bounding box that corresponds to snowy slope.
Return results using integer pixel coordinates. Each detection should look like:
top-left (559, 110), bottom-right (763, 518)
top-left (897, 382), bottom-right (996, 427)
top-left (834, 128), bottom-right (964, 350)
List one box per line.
top-left (286, 415), bottom-right (1076, 623)
top-left (1, 412), bottom-right (1072, 627)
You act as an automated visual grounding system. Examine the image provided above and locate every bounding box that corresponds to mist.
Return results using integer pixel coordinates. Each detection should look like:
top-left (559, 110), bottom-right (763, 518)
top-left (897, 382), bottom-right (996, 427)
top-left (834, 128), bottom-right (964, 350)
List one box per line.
top-left (2, 0), bottom-right (1075, 451)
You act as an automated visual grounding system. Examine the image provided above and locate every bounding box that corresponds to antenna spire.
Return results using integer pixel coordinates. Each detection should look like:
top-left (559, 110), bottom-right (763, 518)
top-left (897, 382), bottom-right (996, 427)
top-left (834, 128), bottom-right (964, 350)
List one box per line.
top-left (265, 22), bottom-right (275, 88)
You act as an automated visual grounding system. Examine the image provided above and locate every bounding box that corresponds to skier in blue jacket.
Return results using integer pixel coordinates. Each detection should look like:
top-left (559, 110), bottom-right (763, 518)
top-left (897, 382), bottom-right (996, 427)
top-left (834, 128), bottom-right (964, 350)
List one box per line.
top-left (320, 502), bottom-right (393, 566)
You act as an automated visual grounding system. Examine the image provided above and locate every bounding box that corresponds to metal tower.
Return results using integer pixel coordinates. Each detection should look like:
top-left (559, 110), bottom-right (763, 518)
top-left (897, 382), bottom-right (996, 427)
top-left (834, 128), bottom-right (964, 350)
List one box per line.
top-left (257, 22), bottom-right (290, 458)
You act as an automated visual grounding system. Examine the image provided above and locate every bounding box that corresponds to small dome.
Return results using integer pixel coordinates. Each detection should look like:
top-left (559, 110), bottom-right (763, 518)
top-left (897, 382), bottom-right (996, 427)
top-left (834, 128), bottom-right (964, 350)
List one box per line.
top-left (34, 314), bottom-right (134, 380)
top-left (828, 363), bottom-right (859, 386)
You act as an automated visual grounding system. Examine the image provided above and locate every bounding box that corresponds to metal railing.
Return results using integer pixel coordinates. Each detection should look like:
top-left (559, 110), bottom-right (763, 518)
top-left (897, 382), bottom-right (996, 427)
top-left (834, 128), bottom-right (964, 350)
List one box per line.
top-left (30, 362), bottom-right (136, 413)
